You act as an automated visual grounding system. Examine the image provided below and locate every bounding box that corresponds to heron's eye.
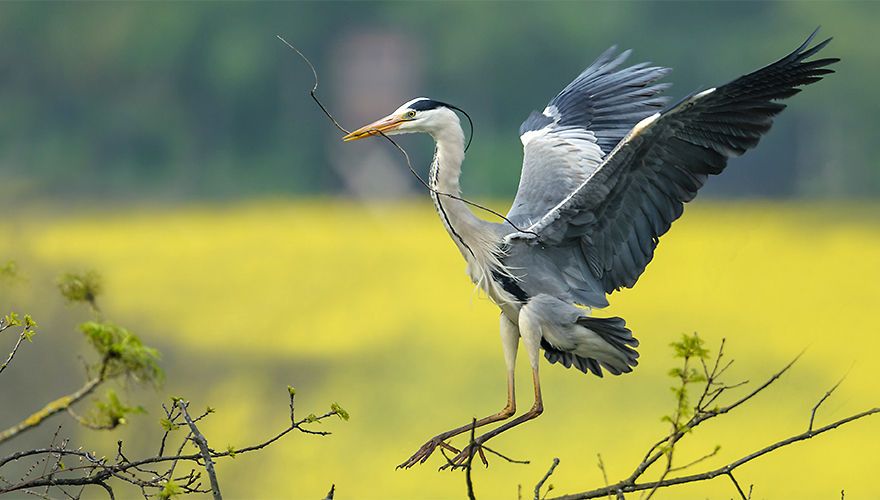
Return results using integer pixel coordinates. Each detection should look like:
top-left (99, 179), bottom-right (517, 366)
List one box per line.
top-left (405, 110), bottom-right (417, 119)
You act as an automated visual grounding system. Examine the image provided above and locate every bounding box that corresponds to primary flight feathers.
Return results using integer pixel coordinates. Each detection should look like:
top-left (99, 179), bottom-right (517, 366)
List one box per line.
top-left (508, 28), bottom-right (838, 295)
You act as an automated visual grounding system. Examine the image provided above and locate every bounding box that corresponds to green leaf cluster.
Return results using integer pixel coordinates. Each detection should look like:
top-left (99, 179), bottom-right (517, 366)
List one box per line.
top-left (86, 390), bottom-right (145, 429)
top-left (670, 333), bottom-right (710, 361)
top-left (330, 402), bottom-right (349, 421)
top-left (22, 316), bottom-right (37, 342)
top-left (57, 271), bottom-right (102, 306)
top-left (79, 321), bottom-right (163, 385)
top-left (2, 312), bottom-right (37, 340)
top-left (663, 333), bottom-right (711, 432)
top-left (159, 417), bottom-right (180, 432)
top-left (2, 312), bottom-right (19, 328)
top-left (0, 260), bottom-right (18, 283)
top-left (158, 479), bottom-right (183, 499)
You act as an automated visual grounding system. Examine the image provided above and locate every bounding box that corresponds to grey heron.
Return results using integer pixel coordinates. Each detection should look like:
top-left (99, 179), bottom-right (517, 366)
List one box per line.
top-left (342, 30), bottom-right (837, 469)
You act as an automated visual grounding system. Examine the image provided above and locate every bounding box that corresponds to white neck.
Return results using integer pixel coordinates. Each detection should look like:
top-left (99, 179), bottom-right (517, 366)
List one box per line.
top-left (429, 121), bottom-right (475, 254)
top-left (427, 117), bottom-right (507, 290)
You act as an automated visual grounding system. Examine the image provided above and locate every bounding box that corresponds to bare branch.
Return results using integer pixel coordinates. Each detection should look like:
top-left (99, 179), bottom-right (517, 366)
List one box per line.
top-left (549, 399), bottom-right (878, 499)
top-left (177, 400), bottom-right (221, 500)
top-left (595, 454), bottom-right (613, 500)
top-left (727, 472), bottom-right (748, 500)
top-left (810, 375), bottom-right (846, 432)
top-left (540, 336), bottom-right (877, 500)
top-left (667, 446), bottom-right (720, 473)
top-left (481, 445), bottom-right (529, 465)
top-left (95, 481), bottom-right (115, 500)
top-left (626, 351), bottom-right (802, 487)
top-left (719, 351), bottom-right (802, 415)
top-left (465, 419), bottom-right (477, 500)
top-left (0, 328), bottom-right (29, 376)
top-left (535, 458), bottom-right (560, 500)
top-left (0, 371), bottom-right (105, 445)
top-left (0, 389), bottom-right (343, 497)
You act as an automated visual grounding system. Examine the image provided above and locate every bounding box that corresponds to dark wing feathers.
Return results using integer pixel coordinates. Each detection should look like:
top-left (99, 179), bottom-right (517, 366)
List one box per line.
top-left (522, 29), bottom-right (837, 295)
top-left (545, 47), bottom-right (672, 152)
top-left (508, 47), bottom-right (671, 230)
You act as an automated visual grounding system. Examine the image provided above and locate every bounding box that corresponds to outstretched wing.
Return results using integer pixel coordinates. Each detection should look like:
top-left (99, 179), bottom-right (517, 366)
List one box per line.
top-left (514, 29), bottom-right (838, 295)
top-left (507, 47), bottom-right (671, 227)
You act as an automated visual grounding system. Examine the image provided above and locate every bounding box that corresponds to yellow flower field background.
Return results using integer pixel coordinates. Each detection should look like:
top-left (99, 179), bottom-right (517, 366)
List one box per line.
top-left (1, 199), bottom-right (878, 499)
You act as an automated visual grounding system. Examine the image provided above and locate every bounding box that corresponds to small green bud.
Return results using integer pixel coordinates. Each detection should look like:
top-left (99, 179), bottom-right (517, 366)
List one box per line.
top-left (159, 479), bottom-right (183, 499)
top-left (4, 312), bottom-right (21, 327)
top-left (160, 418), bottom-right (179, 432)
top-left (330, 402), bottom-right (350, 421)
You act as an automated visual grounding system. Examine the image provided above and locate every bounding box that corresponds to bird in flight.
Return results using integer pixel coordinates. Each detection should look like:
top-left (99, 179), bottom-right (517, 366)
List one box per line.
top-left (342, 29), bottom-right (837, 469)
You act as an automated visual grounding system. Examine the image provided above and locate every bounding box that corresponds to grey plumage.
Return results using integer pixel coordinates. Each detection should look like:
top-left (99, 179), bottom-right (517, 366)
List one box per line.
top-left (528, 46), bottom-right (671, 152)
top-left (504, 29), bottom-right (837, 374)
top-left (510, 48), bottom-right (671, 230)
top-left (346, 32), bottom-right (837, 467)
top-left (509, 29), bottom-right (837, 301)
top-left (542, 314), bottom-right (638, 377)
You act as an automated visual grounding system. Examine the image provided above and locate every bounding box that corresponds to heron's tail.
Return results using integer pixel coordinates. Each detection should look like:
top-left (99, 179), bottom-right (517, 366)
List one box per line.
top-left (541, 316), bottom-right (639, 377)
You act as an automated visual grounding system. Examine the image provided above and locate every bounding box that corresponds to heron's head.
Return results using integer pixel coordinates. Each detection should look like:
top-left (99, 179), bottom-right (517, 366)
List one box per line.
top-left (342, 97), bottom-right (461, 142)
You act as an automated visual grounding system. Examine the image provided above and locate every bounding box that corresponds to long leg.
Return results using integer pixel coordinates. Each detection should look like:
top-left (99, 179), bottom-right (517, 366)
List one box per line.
top-left (441, 302), bottom-right (544, 469)
top-left (398, 314), bottom-right (520, 469)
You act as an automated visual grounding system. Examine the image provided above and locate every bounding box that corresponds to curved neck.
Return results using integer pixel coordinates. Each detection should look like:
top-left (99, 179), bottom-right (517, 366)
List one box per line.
top-left (426, 117), bottom-right (510, 297)
top-left (429, 122), bottom-right (482, 258)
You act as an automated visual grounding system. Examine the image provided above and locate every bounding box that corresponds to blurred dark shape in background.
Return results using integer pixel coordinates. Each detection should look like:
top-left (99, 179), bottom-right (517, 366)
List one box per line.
top-left (329, 30), bottom-right (421, 199)
top-left (0, 1), bottom-right (875, 204)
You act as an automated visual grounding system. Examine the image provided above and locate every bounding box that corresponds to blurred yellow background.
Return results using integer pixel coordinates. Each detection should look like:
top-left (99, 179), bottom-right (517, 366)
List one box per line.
top-left (2, 200), bottom-right (878, 498)
top-left (2, 1), bottom-right (879, 498)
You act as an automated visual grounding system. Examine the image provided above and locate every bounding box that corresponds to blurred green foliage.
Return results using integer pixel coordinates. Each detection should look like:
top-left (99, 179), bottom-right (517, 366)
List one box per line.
top-left (0, 2), bottom-right (876, 201)
top-left (664, 333), bottom-right (710, 432)
top-left (57, 271), bottom-right (102, 307)
top-left (80, 320), bottom-right (163, 384)
top-left (84, 390), bottom-right (146, 430)
top-left (0, 261), bottom-right (18, 283)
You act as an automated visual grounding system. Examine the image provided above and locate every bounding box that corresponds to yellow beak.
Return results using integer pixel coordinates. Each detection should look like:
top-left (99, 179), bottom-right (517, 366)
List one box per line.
top-left (342, 114), bottom-right (406, 141)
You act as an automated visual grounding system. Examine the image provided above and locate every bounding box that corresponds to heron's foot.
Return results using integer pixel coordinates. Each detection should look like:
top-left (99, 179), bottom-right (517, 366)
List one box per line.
top-left (397, 437), bottom-right (460, 469)
top-left (439, 439), bottom-right (489, 471)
